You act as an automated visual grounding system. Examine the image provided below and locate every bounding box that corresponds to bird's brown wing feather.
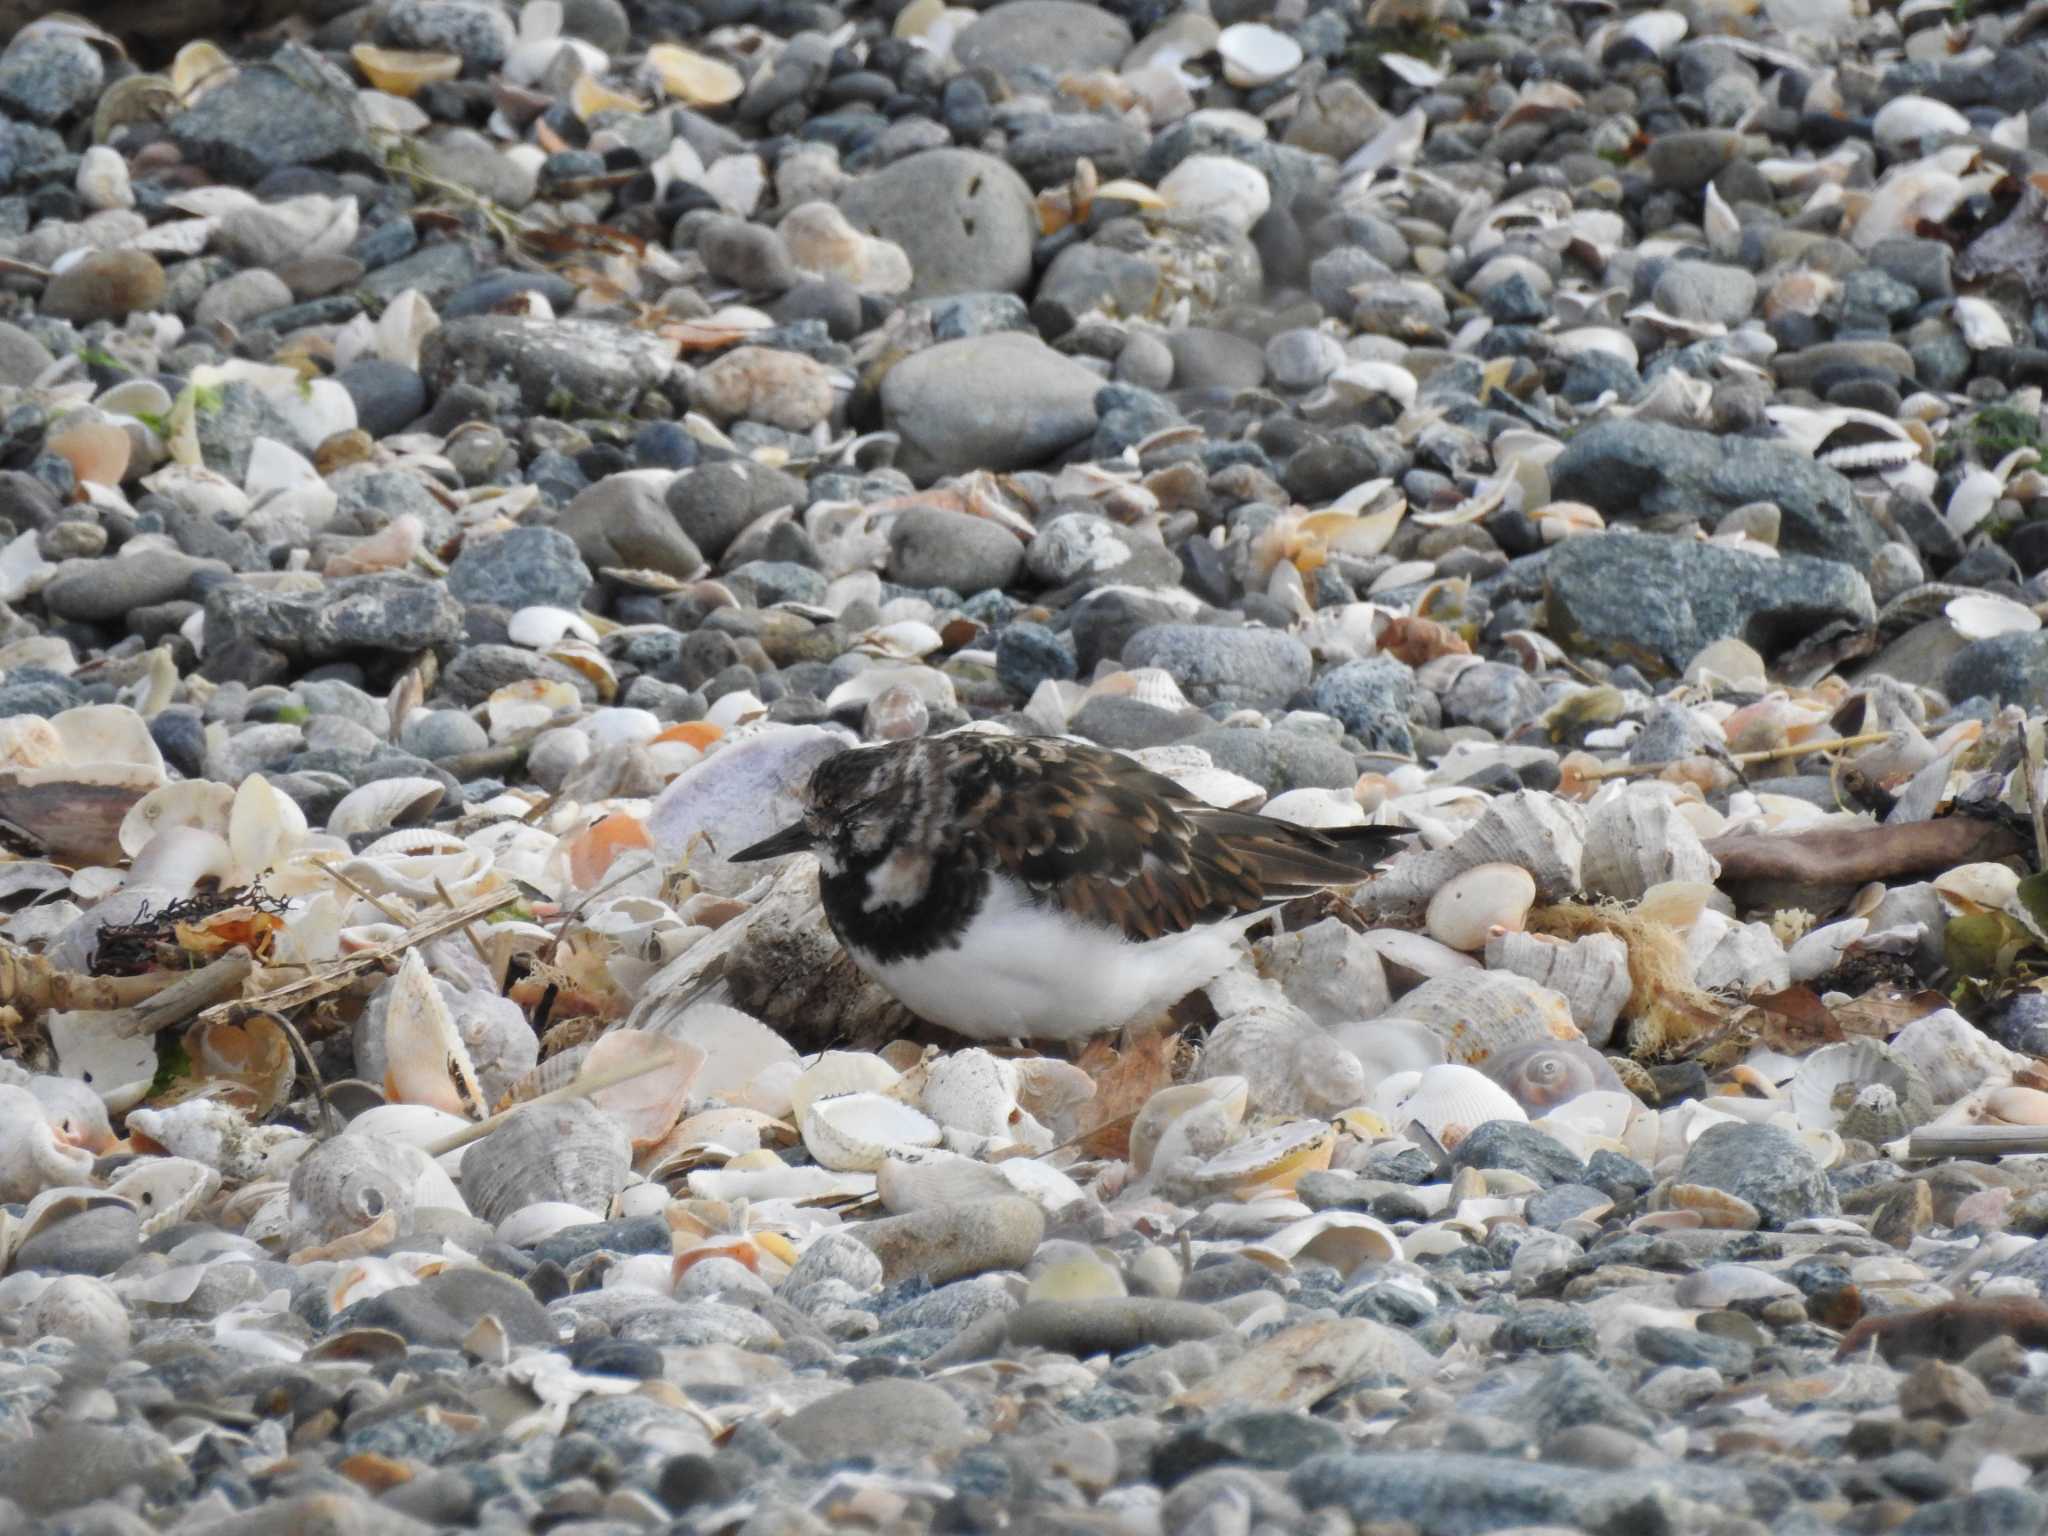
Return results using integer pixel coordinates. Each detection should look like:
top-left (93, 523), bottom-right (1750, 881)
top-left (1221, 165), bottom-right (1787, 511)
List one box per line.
top-left (949, 736), bottom-right (1400, 943)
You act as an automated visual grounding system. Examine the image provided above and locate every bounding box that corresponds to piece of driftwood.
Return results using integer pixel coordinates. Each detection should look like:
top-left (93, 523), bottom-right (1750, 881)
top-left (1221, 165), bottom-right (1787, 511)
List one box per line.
top-left (1704, 818), bottom-right (2021, 888)
top-left (103, 951), bottom-right (255, 1038)
top-left (195, 886), bottom-right (510, 1026)
top-left (1580, 731), bottom-right (1893, 782)
top-left (1904, 1124), bottom-right (2048, 1160)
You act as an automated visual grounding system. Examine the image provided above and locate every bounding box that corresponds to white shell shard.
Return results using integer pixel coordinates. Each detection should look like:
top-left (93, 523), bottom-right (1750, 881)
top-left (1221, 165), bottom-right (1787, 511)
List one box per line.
top-left (1425, 862), bottom-right (1536, 952)
top-left (1889, 1009), bottom-right (2025, 1102)
top-left (1483, 930), bottom-right (1631, 1047)
top-left (1216, 22), bottom-right (1302, 87)
top-left (1131, 1077), bottom-right (1249, 1178)
top-left (126, 1100), bottom-right (307, 1183)
top-left (646, 724), bottom-right (847, 894)
top-left (1201, 1008), bottom-right (1366, 1118)
top-left (800, 1092), bottom-right (941, 1172)
top-left (789, 1050), bottom-right (901, 1122)
top-left (1244, 1211), bottom-right (1400, 1279)
top-left (919, 1049), bottom-right (1048, 1148)
top-left (0, 1085), bottom-right (94, 1201)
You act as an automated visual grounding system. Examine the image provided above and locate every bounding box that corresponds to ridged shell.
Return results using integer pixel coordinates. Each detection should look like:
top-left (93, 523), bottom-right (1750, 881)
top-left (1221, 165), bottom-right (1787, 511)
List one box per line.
top-left (1483, 929), bottom-right (1631, 1046)
top-left (1383, 1063), bottom-right (1526, 1147)
top-left (1580, 785), bottom-right (1718, 901)
top-left (1356, 790), bottom-right (1585, 923)
top-left (1394, 970), bottom-right (1582, 1065)
top-left (1479, 1040), bottom-right (1626, 1112)
top-left (800, 1092), bottom-right (941, 1173)
top-left (1789, 1040), bottom-right (1934, 1133)
top-left (286, 1135), bottom-right (423, 1249)
top-left (920, 1049), bottom-right (1049, 1149)
top-left (1201, 1008), bottom-right (1366, 1117)
top-left (1889, 1009), bottom-right (2023, 1102)
top-left (462, 1098), bottom-right (632, 1228)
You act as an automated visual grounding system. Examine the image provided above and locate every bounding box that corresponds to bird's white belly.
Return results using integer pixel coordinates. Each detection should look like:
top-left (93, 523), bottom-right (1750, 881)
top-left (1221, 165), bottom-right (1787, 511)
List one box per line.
top-left (854, 879), bottom-right (1250, 1041)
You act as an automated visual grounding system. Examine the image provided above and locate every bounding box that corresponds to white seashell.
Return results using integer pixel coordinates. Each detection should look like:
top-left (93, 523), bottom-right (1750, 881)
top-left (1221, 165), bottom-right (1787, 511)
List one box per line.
top-left (325, 777), bottom-right (444, 839)
top-left (800, 1092), bottom-right (941, 1173)
top-left (1158, 154), bottom-right (1271, 236)
top-left (1890, 1009), bottom-right (2025, 1102)
top-left (1384, 1064), bottom-right (1525, 1148)
top-left (1789, 1040), bottom-right (1934, 1132)
top-left (645, 724), bottom-right (847, 896)
top-left (345, 1104), bottom-right (474, 1171)
top-left (875, 1146), bottom-right (1017, 1213)
top-left (1580, 784), bottom-right (1718, 901)
top-left (1872, 95), bottom-right (1972, 150)
top-left (1326, 1018), bottom-right (1446, 1086)
top-left (1358, 790), bottom-right (1585, 922)
top-left (32, 1274), bottom-right (129, 1352)
top-left (286, 1135), bottom-right (423, 1250)
top-left (1787, 917), bottom-right (1866, 982)
top-left (497, 1202), bottom-right (608, 1248)
top-left (127, 1099), bottom-right (306, 1183)
top-left (1951, 296), bottom-right (2016, 352)
top-left (119, 779), bottom-right (235, 859)
top-left (790, 1050), bottom-right (901, 1122)
top-left (228, 772), bottom-right (307, 882)
top-left (107, 1156), bottom-right (219, 1237)
top-left (685, 1164), bottom-right (873, 1204)
top-left (919, 1049), bottom-right (1048, 1149)
top-left (46, 1010), bottom-right (158, 1112)
top-left (1946, 592), bottom-right (2040, 640)
top-left (463, 1098), bottom-right (632, 1227)
top-left (378, 949), bottom-right (485, 1114)
top-left (508, 605), bottom-right (599, 648)
top-left (1243, 1211), bottom-right (1398, 1279)
top-left (1392, 970), bottom-right (1582, 1065)
top-left (661, 1002), bottom-right (801, 1103)
top-left (1216, 21), bottom-right (1302, 87)
top-left (0, 1085), bottom-right (93, 1201)
top-left (1425, 862), bottom-right (1536, 952)
top-left (1483, 930), bottom-right (1631, 1046)
top-left (1130, 1076), bottom-right (1248, 1178)
top-left (1201, 1007), bottom-right (1366, 1117)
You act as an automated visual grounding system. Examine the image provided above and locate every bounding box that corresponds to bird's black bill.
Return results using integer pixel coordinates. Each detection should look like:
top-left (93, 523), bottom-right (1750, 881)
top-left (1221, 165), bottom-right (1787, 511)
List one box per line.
top-left (727, 821), bottom-right (816, 862)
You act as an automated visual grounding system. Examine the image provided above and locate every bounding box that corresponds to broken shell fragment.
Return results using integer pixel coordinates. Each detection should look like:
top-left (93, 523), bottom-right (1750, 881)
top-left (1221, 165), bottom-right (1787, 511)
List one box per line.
top-left (1425, 862), bottom-right (1536, 951)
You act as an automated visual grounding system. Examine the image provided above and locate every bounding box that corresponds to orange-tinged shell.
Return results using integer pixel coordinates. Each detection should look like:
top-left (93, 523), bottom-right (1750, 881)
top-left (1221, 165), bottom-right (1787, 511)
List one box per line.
top-left (647, 43), bottom-right (742, 106)
top-left (563, 812), bottom-right (650, 889)
top-left (350, 44), bottom-right (462, 96)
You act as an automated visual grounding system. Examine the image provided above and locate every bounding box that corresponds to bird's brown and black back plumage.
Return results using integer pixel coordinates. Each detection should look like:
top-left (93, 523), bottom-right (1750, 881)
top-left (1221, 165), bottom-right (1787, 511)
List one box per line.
top-left (794, 733), bottom-right (1405, 960)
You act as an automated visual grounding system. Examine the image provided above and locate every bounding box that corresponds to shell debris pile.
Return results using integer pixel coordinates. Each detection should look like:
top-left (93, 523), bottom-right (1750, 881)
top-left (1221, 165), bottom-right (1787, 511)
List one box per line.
top-left (0, 0), bottom-right (2047, 1528)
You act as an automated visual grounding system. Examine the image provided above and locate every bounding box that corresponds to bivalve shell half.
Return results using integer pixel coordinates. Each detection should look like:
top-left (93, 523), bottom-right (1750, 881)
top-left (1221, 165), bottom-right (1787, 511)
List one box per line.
top-left (325, 776), bottom-right (443, 839)
top-left (1426, 862), bottom-right (1536, 952)
top-left (1789, 1039), bottom-right (1933, 1133)
top-left (1184, 1118), bottom-right (1335, 1197)
top-left (1130, 1076), bottom-right (1249, 1177)
top-left (800, 1092), bottom-right (941, 1173)
top-left (462, 1098), bottom-right (631, 1228)
top-left (1384, 1063), bottom-right (1526, 1148)
top-left (1243, 1211), bottom-right (1399, 1279)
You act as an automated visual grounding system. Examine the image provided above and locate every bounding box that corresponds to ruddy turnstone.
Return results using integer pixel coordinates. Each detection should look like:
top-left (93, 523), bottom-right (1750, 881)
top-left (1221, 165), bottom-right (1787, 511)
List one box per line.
top-left (729, 732), bottom-right (1406, 1042)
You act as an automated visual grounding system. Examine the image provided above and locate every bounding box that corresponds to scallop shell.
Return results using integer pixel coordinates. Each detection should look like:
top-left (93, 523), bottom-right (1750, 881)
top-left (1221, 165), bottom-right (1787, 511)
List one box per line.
top-left (1243, 1211), bottom-right (1399, 1279)
top-left (325, 777), bottom-right (444, 839)
top-left (1483, 929), bottom-right (1631, 1046)
top-left (0, 1085), bottom-right (94, 1201)
top-left (800, 1092), bottom-right (941, 1173)
top-left (462, 1098), bottom-right (632, 1228)
top-left (1129, 1076), bottom-right (1250, 1178)
top-left (1889, 1009), bottom-right (2023, 1102)
top-left (378, 950), bottom-right (486, 1115)
top-left (338, 828), bottom-right (496, 903)
top-left (1580, 784), bottom-right (1718, 902)
top-left (1384, 1063), bottom-right (1526, 1147)
top-left (1425, 862), bottom-right (1537, 952)
top-left (1788, 1040), bottom-right (1933, 1133)
top-left (1478, 1040), bottom-right (1626, 1112)
top-left (1394, 970), bottom-right (1582, 1065)
top-left (1201, 1008), bottom-right (1367, 1118)
top-left (286, 1135), bottom-right (422, 1250)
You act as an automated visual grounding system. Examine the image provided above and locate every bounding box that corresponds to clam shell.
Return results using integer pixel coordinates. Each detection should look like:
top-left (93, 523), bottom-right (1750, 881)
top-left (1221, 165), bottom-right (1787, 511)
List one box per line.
top-left (462, 1098), bottom-right (632, 1227)
top-left (1383, 1063), bottom-right (1526, 1147)
top-left (1216, 22), bottom-right (1303, 87)
top-left (1393, 970), bottom-right (1582, 1065)
top-left (1184, 1119), bottom-right (1335, 1196)
top-left (1130, 1076), bottom-right (1249, 1178)
top-left (920, 1049), bottom-right (1047, 1148)
top-left (1243, 1211), bottom-right (1399, 1279)
top-left (286, 1135), bottom-right (422, 1249)
top-left (1789, 1039), bottom-right (1933, 1133)
top-left (1580, 784), bottom-right (1718, 901)
top-left (1478, 1040), bottom-right (1626, 1112)
top-left (1426, 862), bottom-right (1536, 952)
top-left (800, 1092), bottom-right (941, 1173)
top-left (325, 777), bottom-right (444, 838)
top-left (790, 1050), bottom-right (901, 1121)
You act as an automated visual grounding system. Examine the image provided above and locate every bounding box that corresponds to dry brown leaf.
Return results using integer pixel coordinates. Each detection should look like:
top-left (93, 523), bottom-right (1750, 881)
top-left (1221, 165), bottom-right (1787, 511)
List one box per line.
top-left (1073, 1031), bottom-right (1179, 1159)
top-left (1748, 986), bottom-right (1845, 1054)
top-left (1377, 615), bottom-right (1471, 667)
top-left (1831, 988), bottom-right (1950, 1039)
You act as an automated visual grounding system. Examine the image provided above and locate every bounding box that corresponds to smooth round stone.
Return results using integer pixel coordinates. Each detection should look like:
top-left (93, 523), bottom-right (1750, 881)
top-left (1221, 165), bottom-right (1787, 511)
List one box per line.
top-left (337, 359), bottom-right (429, 439)
top-left (1266, 328), bottom-right (1345, 390)
top-left (41, 250), bottom-right (166, 325)
top-left (446, 525), bottom-right (593, 610)
top-left (0, 33), bottom-right (102, 124)
top-left (776, 1378), bottom-right (970, 1462)
top-left (193, 267), bottom-right (294, 329)
top-left (12, 1206), bottom-right (141, 1276)
top-left (837, 148), bottom-right (1036, 299)
top-left (955, 0), bottom-right (1132, 77)
top-left (398, 707), bottom-right (488, 759)
top-left (851, 1197), bottom-right (1045, 1286)
top-left (1677, 1122), bottom-right (1840, 1229)
top-left (886, 507), bottom-right (1025, 594)
top-left (0, 1423), bottom-right (184, 1517)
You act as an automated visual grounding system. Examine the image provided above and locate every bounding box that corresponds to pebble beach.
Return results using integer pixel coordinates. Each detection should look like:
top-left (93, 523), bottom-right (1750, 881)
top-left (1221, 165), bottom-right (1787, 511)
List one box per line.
top-left (0, 0), bottom-right (2047, 1532)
